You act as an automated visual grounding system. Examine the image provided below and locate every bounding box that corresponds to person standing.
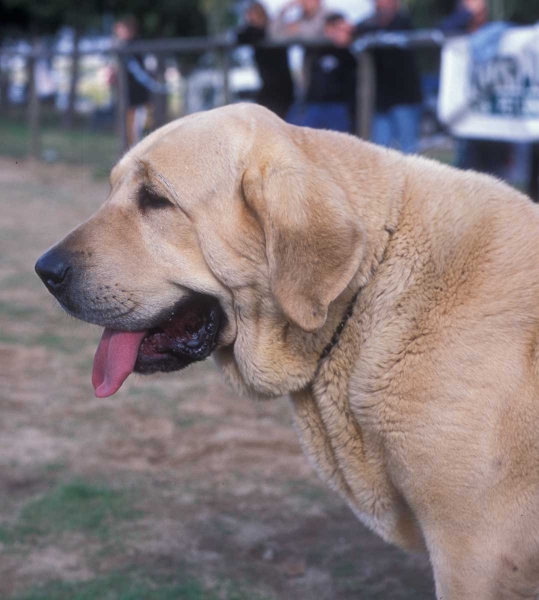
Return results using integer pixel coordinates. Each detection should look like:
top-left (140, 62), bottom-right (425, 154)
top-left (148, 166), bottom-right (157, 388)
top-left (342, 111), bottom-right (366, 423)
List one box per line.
top-left (440, 0), bottom-right (489, 34)
top-left (355, 0), bottom-right (423, 154)
top-left (290, 13), bottom-right (356, 132)
top-left (237, 2), bottom-right (294, 119)
top-left (270, 0), bottom-right (327, 40)
top-left (270, 0), bottom-right (328, 118)
top-left (111, 17), bottom-right (153, 147)
top-left (440, 0), bottom-right (519, 181)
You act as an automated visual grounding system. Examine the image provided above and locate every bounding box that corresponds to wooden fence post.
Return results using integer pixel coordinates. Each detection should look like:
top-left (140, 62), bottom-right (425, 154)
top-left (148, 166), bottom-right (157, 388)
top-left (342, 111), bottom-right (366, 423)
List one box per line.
top-left (356, 51), bottom-right (375, 140)
top-left (530, 143), bottom-right (539, 202)
top-left (0, 54), bottom-right (9, 114)
top-left (153, 55), bottom-right (167, 128)
top-left (116, 51), bottom-right (129, 154)
top-left (63, 27), bottom-right (81, 129)
top-left (222, 48), bottom-right (231, 106)
top-left (27, 45), bottom-right (40, 159)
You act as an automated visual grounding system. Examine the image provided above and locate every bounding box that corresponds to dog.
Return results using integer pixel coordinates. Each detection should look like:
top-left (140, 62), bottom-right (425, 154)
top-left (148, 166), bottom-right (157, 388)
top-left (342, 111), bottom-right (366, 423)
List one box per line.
top-left (35, 104), bottom-right (539, 599)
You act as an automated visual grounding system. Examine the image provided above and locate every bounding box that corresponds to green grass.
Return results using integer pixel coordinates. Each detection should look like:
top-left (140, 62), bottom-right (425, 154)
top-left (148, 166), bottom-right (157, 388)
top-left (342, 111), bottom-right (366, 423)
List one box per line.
top-left (0, 332), bottom-right (83, 353)
top-left (175, 414), bottom-right (209, 429)
top-left (14, 480), bottom-right (139, 539)
top-left (3, 479), bottom-right (272, 599)
top-left (0, 332), bottom-right (19, 345)
top-left (0, 113), bottom-right (459, 178)
top-left (422, 146), bottom-right (455, 165)
top-left (0, 327), bottom-right (93, 354)
top-left (11, 572), bottom-right (271, 600)
top-left (285, 479), bottom-right (327, 502)
top-left (43, 461), bottom-right (68, 474)
top-left (331, 562), bottom-right (357, 578)
top-left (0, 525), bottom-right (13, 544)
top-left (12, 573), bottom-right (216, 600)
top-left (0, 115), bottom-right (117, 175)
top-left (127, 386), bottom-right (166, 400)
top-left (0, 301), bottom-right (45, 319)
top-left (0, 272), bottom-right (41, 291)
top-left (32, 332), bottom-right (77, 353)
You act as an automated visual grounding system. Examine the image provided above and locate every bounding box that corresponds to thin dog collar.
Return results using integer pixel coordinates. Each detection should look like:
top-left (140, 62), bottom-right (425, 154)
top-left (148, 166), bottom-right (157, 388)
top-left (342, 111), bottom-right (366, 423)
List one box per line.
top-left (319, 290), bottom-right (360, 361)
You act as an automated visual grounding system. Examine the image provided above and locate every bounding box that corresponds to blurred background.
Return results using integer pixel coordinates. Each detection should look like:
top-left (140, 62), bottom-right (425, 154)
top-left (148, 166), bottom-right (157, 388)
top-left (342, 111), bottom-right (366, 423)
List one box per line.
top-left (1, 1), bottom-right (539, 599)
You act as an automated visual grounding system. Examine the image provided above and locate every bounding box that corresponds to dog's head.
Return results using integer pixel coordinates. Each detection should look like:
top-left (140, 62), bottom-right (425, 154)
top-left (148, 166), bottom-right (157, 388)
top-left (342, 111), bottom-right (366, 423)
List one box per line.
top-left (35, 104), bottom-right (383, 398)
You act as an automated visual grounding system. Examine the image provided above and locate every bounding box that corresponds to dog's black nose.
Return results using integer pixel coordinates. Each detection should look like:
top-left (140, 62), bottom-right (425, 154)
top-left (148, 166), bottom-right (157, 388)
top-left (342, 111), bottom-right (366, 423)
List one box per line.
top-left (35, 248), bottom-right (71, 294)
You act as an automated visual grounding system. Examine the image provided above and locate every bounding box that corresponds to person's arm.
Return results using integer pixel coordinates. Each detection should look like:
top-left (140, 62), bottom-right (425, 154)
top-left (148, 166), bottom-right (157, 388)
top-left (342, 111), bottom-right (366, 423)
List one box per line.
top-left (237, 25), bottom-right (265, 45)
top-left (269, 1), bottom-right (299, 39)
top-left (391, 12), bottom-right (415, 31)
top-left (293, 10), bottom-right (326, 40)
top-left (354, 15), bottom-right (380, 38)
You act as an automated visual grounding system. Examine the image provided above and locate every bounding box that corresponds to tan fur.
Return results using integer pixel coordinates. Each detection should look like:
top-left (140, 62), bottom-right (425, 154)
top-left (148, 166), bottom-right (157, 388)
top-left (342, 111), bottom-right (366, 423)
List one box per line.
top-left (50, 104), bottom-right (539, 598)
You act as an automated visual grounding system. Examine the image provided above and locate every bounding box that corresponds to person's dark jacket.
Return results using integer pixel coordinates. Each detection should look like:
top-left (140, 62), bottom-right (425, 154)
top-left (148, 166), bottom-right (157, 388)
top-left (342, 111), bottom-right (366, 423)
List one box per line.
top-left (122, 40), bottom-right (151, 108)
top-left (355, 11), bottom-right (422, 112)
top-left (237, 25), bottom-right (294, 119)
top-left (305, 46), bottom-right (356, 107)
top-left (440, 8), bottom-right (475, 33)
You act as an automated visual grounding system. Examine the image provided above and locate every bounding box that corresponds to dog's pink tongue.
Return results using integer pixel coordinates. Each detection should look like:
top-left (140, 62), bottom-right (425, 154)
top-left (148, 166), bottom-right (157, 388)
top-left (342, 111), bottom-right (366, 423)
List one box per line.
top-left (92, 328), bottom-right (146, 398)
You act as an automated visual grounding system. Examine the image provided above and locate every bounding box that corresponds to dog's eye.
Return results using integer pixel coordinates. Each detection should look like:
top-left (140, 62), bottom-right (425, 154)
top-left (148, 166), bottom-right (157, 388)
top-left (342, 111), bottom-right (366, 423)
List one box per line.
top-left (137, 185), bottom-right (173, 212)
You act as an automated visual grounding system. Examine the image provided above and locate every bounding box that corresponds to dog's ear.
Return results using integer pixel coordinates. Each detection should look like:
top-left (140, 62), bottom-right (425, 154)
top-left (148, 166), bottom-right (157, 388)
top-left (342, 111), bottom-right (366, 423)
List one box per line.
top-left (242, 157), bottom-right (365, 332)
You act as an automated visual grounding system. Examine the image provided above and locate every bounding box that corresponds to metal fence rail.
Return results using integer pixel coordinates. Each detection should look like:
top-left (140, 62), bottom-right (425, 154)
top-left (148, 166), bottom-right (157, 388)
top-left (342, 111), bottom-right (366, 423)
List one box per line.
top-left (0, 31), bottom-right (445, 157)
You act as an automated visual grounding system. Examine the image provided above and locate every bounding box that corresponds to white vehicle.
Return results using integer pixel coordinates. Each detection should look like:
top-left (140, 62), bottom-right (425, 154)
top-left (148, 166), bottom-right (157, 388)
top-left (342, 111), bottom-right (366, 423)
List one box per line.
top-left (185, 48), bottom-right (261, 114)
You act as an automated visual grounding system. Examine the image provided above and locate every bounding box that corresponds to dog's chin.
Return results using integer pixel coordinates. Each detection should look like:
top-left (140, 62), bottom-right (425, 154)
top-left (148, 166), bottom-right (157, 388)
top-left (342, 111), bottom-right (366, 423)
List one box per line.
top-left (134, 293), bottom-right (225, 375)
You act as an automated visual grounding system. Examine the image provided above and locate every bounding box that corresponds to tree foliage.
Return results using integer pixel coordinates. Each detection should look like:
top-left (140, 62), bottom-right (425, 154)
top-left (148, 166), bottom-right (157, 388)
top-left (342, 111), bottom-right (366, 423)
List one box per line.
top-left (0, 0), bottom-right (237, 37)
top-left (0, 0), bottom-right (31, 34)
top-left (106, 0), bottom-right (209, 37)
top-left (2, 0), bottom-right (103, 33)
top-left (406, 0), bottom-right (539, 27)
top-left (504, 0), bottom-right (539, 24)
top-left (405, 0), bottom-right (455, 28)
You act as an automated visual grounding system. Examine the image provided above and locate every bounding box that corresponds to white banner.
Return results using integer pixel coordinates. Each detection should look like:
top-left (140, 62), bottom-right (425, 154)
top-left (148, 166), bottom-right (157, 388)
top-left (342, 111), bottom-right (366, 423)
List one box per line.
top-left (438, 25), bottom-right (539, 142)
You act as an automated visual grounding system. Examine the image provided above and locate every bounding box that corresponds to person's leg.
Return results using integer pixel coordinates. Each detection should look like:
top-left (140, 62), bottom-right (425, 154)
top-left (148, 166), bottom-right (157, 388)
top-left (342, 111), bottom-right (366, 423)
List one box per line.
top-left (299, 103), bottom-right (325, 129)
top-left (511, 143), bottom-right (531, 189)
top-left (530, 143), bottom-right (539, 201)
top-left (371, 112), bottom-right (392, 148)
top-left (265, 100), bottom-right (292, 121)
top-left (132, 105), bottom-right (148, 144)
top-left (392, 104), bottom-right (421, 154)
top-left (323, 103), bottom-right (352, 133)
top-left (289, 103), bottom-right (351, 132)
top-left (285, 102), bottom-right (305, 126)
top-left (125, 107), bottom-right (136, 147)
top-left (455, 138), bottom-right (470, 169)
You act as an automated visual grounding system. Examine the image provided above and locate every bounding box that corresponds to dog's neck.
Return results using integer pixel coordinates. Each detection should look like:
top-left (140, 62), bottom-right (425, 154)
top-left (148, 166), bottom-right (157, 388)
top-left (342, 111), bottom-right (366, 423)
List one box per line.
top-left (309, 133), bottom-right (407, 364)
top-left (317, 220), bottom-right (396, 365)
top-left (289, 152), bottom-right (423, 548)
top-left (219, 131), bottom-right (408, 400)
top-left (320, 290), bottom-right (360, 361)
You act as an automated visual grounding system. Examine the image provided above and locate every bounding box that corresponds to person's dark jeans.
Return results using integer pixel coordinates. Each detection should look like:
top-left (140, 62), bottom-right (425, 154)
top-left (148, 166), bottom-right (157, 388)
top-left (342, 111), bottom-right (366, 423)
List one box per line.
top-left (286, 102), bottom-right (353, 133)
top-left (456, 139), bottom-right (510, 176)
top-left (259, 98), bottom-right (293, 121)
top-left (372, 104), bottom-right (421, 154)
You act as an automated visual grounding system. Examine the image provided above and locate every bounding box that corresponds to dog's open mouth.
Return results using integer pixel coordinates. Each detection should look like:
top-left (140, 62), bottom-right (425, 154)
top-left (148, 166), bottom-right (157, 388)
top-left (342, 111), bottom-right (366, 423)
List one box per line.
top-left (92, 294), bottom-right (222, 398)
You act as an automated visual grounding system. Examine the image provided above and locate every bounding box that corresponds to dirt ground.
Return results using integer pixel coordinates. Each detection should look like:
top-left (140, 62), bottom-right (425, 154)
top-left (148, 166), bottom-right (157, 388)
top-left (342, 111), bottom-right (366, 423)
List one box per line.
top-left (0, 157), bottom-right (435, 599)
